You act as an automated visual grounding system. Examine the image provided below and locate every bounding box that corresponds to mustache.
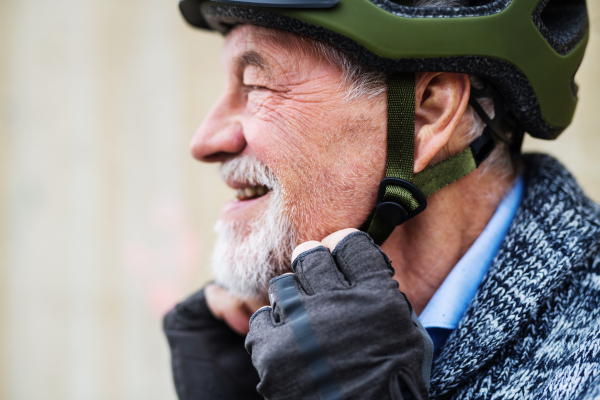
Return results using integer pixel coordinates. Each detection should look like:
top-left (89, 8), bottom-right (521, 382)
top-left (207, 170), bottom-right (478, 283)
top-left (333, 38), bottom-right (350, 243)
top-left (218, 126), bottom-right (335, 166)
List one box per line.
top-left (218, 155), bottom-right (278, 190)
top-left (213, 155), bottom-right (294, 299)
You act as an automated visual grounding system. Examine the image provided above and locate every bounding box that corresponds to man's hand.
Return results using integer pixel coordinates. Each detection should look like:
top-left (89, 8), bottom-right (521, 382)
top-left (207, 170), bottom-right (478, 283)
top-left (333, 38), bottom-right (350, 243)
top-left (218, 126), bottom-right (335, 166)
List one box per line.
top-left (163, 286), bottom-right (264, 400)
top-left (246, 229), bottom-right (433, 400)
top-left (205, 284), bottom-right (267, 335)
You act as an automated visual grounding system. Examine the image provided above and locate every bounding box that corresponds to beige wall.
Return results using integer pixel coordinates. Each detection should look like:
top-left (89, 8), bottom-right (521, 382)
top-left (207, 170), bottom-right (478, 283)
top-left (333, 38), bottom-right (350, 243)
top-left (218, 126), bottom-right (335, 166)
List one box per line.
top-left (1, 1), bottom-right (228, 399)
top-left (522, 7), bottom-right (600, 202)
top-left (0, 1), bottom-right (598, 399)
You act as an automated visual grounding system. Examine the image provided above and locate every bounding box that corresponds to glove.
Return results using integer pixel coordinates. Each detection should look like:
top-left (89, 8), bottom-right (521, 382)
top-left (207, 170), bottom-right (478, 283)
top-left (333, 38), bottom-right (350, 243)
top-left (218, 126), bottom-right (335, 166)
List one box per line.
top-left (163, 287), bottom-right (262, 400)
top-left (246, 231), bottom-right (433, 400)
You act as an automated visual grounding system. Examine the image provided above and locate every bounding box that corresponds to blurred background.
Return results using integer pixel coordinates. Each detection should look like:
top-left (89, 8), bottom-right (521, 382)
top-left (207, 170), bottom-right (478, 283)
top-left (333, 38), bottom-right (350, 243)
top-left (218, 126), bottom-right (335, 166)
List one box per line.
top-left (0, 1), bottom-right (598, 399)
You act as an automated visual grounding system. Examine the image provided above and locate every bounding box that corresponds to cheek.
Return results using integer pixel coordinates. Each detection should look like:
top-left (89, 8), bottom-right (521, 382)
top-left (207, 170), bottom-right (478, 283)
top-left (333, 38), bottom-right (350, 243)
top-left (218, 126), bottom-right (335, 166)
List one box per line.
top-left (245, 95), bottom-right (336, 175)
top-left (244, 97), bottom-right (386, 242)
top-left (248, 93), bottom-right (327, 142)
top-left (282, 159), bottom-right (382, 242)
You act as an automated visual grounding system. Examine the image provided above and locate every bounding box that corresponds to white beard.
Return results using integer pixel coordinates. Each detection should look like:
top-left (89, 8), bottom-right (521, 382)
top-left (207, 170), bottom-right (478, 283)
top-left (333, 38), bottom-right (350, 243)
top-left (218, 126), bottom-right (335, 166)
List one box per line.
top-left (210, 156), bottom-right (296, 300)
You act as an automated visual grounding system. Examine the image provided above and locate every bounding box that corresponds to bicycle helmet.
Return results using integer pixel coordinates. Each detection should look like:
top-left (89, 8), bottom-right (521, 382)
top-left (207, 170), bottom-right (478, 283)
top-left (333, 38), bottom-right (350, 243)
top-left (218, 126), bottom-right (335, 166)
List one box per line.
top-left (178, 0), bottom-right (589, 243)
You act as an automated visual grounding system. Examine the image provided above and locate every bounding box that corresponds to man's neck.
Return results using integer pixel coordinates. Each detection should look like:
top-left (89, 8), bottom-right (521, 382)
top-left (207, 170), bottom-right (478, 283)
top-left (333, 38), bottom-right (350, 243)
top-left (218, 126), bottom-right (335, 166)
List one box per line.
top-left (381, 169), bottom-right (516, 314)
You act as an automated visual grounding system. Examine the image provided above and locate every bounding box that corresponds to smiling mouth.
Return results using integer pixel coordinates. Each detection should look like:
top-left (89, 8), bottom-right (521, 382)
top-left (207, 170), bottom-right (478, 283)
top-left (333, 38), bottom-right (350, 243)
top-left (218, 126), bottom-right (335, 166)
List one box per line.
top-left (235, 185), bottom-right (271, 201)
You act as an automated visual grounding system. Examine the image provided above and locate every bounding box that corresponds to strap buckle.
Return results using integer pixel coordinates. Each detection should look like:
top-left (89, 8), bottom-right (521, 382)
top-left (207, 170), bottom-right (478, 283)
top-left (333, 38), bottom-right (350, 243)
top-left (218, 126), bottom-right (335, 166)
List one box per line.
top-left (469, 128), bottom-right (496, 167)
top-left (375, 178), bottom-right (427, 227)
top-left (469, 81), bottom-right (524, 153)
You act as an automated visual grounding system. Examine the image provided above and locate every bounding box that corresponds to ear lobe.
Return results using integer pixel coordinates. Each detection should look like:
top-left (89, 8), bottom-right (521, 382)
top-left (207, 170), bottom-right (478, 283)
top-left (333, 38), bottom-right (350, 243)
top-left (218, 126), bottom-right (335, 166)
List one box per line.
top-left (413, 72), bottom-right (471, 174)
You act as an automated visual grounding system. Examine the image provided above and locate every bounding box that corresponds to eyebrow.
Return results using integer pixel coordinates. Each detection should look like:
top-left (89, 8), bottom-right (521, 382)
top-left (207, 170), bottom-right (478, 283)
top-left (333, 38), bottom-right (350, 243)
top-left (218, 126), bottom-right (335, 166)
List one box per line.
top-left (236, 51), bottom-right (273, 78)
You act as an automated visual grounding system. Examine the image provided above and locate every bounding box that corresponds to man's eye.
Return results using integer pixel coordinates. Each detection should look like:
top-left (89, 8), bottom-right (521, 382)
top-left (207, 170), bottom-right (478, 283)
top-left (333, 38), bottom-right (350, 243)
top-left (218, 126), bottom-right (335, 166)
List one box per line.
top-left (245, 84), bottom-right (269, 91)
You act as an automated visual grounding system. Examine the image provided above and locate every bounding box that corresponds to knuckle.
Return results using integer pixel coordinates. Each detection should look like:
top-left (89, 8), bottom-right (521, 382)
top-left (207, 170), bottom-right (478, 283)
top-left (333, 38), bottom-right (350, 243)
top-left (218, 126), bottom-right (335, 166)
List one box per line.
top-left (249, 306), bottom-right (272, 330)
top-left (330, 230), bottom-right (371, 256)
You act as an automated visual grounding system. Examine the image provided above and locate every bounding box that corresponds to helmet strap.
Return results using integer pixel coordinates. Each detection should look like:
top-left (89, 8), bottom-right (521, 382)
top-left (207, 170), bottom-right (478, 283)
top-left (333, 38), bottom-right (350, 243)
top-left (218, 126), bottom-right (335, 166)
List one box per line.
top-left (363, 73), bottom-right (499, 245)
top-left (468, 81), bottom-right (525, 155)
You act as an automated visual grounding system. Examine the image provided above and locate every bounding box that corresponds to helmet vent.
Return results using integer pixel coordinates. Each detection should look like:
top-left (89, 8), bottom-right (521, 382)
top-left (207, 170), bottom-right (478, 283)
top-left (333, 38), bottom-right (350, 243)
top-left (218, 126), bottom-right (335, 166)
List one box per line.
top-left (533, 0), bottom-right (588, 56)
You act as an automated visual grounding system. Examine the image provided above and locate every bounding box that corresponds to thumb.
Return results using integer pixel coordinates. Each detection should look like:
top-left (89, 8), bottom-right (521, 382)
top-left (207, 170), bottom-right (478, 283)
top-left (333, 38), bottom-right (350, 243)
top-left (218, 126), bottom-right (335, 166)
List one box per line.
top-left (205, 284), bottom-right (258, 335)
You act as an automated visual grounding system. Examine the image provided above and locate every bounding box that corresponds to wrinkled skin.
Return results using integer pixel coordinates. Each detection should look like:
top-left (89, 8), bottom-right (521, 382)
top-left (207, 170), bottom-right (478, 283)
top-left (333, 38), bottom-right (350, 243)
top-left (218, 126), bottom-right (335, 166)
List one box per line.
top-left (191, 25), bottom-right (387, 244)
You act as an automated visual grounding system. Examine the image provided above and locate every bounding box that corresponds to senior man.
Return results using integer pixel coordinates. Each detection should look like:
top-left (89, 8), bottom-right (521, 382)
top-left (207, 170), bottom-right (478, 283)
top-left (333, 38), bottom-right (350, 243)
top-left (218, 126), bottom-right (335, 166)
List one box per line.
top-left (164, 0), bottom-right (600, 399)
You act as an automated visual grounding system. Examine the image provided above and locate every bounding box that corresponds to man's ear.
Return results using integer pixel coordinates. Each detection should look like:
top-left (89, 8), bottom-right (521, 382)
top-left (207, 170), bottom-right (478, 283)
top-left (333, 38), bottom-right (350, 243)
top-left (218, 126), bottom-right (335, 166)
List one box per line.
top-left (413, 72), bottom-right (471, 174)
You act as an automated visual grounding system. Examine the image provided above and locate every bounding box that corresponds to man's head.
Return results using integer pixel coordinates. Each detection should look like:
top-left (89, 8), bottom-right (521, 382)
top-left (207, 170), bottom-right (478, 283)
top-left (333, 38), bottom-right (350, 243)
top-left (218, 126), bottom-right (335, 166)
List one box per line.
top-left (191, 25), bottom-right (510, 299)
top-left (192, 26), bottom-right (387, 298)
top-left (181, 0), bottom-right (587, 299)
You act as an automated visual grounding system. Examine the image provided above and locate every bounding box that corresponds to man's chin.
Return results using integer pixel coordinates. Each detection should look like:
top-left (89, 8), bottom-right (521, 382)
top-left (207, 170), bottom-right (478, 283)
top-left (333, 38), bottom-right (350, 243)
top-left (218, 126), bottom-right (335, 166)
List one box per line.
top-left (213, 155), bottom-right (294, 298)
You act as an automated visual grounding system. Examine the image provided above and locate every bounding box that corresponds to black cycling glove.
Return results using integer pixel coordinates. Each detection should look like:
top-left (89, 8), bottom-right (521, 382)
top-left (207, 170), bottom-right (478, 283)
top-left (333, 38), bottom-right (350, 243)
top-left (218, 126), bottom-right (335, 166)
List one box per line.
top-left (246, 231), bottom-right (433, 400)
top-left (163, 287), bottom-right (262, 400)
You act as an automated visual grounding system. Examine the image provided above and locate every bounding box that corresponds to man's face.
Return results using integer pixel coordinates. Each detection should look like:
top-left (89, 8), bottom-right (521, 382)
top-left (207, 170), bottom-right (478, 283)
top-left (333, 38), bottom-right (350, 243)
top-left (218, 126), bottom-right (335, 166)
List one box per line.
top-left (191, 25), bottom-right (387, 299)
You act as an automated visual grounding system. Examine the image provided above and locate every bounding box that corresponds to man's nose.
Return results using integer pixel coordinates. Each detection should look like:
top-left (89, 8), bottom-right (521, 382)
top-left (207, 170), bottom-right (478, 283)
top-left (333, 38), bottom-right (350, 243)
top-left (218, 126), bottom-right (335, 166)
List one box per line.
top-left (190, 94), bottom-right (247, 163)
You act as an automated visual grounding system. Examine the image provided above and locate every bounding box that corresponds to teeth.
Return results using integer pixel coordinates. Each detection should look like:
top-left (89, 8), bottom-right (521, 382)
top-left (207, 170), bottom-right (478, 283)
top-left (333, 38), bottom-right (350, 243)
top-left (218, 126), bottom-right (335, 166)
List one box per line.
top-left (236, 186), bottom-right (269, 200)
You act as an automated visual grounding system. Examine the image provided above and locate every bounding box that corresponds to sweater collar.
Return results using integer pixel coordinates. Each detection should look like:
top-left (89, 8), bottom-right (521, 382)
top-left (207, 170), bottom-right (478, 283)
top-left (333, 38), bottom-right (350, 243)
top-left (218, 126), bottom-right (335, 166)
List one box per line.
top-left (429, 154), bottom-right (600, 397)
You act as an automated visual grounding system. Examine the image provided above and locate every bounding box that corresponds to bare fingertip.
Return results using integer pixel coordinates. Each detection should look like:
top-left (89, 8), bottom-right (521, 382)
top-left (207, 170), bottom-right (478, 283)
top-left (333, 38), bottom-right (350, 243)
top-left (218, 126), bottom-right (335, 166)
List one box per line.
top-left (322, 228), bottom-right (359, 252)
top-left (291, 240), bottom-right (323, 263)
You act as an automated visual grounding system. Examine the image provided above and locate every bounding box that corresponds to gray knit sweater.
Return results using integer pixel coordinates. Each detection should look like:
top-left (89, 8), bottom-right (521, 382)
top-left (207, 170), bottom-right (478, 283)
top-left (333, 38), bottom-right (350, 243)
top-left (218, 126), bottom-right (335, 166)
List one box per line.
top-left (430, 154), bottom-right (600, 399)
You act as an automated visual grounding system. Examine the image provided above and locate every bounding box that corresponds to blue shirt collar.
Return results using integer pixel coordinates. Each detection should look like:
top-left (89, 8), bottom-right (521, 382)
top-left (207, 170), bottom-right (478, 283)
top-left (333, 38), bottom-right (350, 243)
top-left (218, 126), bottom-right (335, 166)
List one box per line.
top-left (419, 175), bottom-right (524, 332)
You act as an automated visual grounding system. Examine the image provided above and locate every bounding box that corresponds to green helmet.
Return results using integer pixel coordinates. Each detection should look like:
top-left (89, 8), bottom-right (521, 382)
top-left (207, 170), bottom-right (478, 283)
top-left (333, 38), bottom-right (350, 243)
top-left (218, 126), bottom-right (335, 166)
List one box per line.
top-left (178, 0), bottom-right (589, 243)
